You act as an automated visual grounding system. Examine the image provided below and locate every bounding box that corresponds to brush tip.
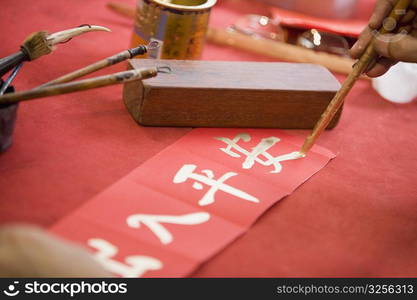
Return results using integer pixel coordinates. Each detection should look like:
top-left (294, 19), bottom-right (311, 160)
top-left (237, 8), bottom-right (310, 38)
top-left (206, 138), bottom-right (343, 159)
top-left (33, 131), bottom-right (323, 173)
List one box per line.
top-left (21, 31), bottom-right (52, 61)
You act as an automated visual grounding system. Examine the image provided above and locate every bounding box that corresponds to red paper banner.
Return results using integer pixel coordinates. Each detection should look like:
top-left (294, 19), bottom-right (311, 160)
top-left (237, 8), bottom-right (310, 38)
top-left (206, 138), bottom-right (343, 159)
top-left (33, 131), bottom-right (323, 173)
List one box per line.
top-left (50, 128), bottom-right (335, 277)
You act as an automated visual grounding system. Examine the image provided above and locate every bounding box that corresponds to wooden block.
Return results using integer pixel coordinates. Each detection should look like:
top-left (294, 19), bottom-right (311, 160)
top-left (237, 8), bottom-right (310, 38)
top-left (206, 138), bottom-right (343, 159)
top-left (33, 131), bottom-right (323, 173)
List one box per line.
top-left (123, 59), bottom-right (342, 129)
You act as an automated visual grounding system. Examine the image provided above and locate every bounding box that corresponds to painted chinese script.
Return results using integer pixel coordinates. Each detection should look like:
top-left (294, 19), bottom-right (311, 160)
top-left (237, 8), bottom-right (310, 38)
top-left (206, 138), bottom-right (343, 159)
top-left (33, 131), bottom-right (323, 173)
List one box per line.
top-left (216, 133), bottom-right (304, 173)
top-left (50, 128), bottom-right (334, 277)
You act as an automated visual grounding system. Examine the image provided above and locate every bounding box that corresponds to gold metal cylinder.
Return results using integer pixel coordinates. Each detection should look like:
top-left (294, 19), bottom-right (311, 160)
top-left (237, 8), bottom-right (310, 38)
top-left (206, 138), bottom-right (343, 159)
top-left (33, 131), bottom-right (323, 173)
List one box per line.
top-left (131, 0), bottom-right (217, 59)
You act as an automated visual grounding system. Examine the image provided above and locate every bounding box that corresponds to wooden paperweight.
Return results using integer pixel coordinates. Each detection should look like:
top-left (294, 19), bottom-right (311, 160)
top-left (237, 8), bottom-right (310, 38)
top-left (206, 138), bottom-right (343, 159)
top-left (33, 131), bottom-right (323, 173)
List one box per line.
top-left (123, 59), bottom-right (342, 129)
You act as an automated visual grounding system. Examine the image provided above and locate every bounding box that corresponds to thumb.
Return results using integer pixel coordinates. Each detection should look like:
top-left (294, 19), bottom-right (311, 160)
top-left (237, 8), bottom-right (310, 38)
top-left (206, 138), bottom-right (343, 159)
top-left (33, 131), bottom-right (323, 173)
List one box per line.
top-left (374, 34), bottom-right (417, 63)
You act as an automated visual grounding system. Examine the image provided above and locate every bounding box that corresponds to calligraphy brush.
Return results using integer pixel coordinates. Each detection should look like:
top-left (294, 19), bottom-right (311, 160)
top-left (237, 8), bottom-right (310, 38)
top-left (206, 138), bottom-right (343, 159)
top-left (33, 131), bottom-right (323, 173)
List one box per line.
top-left (0, 25), bottom-right (111, 78)
top-left (300, 0), bottom-right (412, 155)
top-left (0, 67), bottom-right (173, 105)
top-left (0, 63), bottom-right (23, 95)
top-left (37, 41), bottom-right (161, 88)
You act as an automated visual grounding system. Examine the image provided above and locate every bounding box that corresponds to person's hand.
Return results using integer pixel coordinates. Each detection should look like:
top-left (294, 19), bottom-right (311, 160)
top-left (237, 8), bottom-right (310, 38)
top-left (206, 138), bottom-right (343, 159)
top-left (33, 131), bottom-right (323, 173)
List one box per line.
top-left (350, 0), bottom-right (417, 77)
top-left (0, 225), bottom-right (112, 277)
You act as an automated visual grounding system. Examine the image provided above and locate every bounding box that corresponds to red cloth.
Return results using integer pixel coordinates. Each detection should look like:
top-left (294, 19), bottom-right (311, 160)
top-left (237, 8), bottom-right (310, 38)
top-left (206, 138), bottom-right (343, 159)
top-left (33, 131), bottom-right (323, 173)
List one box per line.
top-left (0, 0), bottom-right (416, 277)
top-left (270, 7), bottom-right (367, 37)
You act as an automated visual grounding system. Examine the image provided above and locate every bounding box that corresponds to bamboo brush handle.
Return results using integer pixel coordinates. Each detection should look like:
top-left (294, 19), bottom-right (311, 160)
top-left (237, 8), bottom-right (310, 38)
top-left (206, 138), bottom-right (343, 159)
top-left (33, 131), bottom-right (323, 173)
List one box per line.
top-left (300, 0), bottom-right (412, 154)
top-left (39, 52), bottom-right (132, 88)
top-left (39, 46), bottom-right (148, 88)
top-left (0, 68), bottom-right (157, 105)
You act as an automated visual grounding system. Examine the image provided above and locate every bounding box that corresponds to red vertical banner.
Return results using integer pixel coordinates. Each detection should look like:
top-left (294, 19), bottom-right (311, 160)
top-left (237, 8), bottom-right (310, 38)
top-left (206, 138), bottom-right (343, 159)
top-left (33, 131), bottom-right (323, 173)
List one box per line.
top-left (50, 128), bottom-right (335, 277)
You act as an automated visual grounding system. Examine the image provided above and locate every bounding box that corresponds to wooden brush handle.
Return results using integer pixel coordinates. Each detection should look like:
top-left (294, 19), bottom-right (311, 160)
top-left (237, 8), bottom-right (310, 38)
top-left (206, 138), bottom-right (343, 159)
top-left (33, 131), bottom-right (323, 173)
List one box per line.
top-left (0, 68), bottom-right (157, 105)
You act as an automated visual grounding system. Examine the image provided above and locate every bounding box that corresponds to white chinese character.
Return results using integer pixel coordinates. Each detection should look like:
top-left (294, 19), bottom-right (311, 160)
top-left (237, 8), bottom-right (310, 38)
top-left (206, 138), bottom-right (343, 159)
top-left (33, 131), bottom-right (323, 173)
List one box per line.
top-left (88, 238), bottom-right (162, 278)
top-left (216, 133), bottom-right (303, 173)
top-left (173, 164), bottom-right (259, 206)
top-left (127, 212), bottom-right (210, 245)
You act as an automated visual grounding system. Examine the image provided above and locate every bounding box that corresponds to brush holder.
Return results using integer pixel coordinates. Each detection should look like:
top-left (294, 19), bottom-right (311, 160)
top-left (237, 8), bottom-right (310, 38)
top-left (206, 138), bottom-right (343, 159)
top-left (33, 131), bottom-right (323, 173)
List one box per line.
top-left (0, 83), bottom-right (18, 152)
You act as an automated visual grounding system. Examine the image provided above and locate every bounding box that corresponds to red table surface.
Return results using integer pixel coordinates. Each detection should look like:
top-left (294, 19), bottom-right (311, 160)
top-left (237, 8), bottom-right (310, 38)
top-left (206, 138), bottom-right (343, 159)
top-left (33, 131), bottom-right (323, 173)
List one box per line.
top-left (0, 0), bottom-right (416, 277)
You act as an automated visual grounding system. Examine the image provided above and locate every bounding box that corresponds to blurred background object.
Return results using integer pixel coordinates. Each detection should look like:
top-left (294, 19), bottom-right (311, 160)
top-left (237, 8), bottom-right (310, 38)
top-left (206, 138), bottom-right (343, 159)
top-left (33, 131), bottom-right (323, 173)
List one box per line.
top-left (372, 63), bottom-right (417, 104)
top-left (228, 15), bottom-right (351, 57)
top-left (297, 29), bottom-right (349, 56)
top-left (106, 1), bottom-right (358, 74)
top-left (229, 14), bottom-right (288, 42)
top-left (269, 5), bottom-right (367, 38)
top-left (207, 27), bottom-right (356, 75)
top-left (256, 0), bottom-right (359, 19)
top-left (131, 0), bottom-right (217, 60)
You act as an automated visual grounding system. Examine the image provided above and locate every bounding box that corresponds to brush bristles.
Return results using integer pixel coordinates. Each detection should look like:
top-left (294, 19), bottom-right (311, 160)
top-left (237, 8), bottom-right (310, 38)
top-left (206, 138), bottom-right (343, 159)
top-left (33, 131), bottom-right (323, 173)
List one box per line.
top-left (21, 31), bottom-right (52, 61)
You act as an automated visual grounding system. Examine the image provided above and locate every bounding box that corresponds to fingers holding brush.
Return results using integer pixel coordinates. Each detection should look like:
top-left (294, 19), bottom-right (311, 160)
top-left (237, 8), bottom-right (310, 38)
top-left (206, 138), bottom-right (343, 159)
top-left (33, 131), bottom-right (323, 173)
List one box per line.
top-left (361, 23), bottom-right (417, 77)
top-left (350, 0), bottom-right (417, 77)
top-left (301, 0), bottom-right (414, 155)
top-left (364, 57), bottom-right (398, 77)
top-left (351, 0), bottom-right (417, 57)
top-left (373, 32), bottom-right (417, 59)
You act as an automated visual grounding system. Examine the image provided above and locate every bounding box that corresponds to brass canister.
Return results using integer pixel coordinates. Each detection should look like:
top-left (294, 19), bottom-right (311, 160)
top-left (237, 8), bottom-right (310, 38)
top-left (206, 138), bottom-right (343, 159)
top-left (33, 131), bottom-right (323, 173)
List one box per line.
top-left (131, 0), bottom-right (217, 59)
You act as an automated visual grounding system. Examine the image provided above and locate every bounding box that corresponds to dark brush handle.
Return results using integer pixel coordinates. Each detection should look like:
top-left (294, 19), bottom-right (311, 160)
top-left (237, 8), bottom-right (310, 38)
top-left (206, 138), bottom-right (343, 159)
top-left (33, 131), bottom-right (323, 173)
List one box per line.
top-left (0, 50), bottom-right (27, 78)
